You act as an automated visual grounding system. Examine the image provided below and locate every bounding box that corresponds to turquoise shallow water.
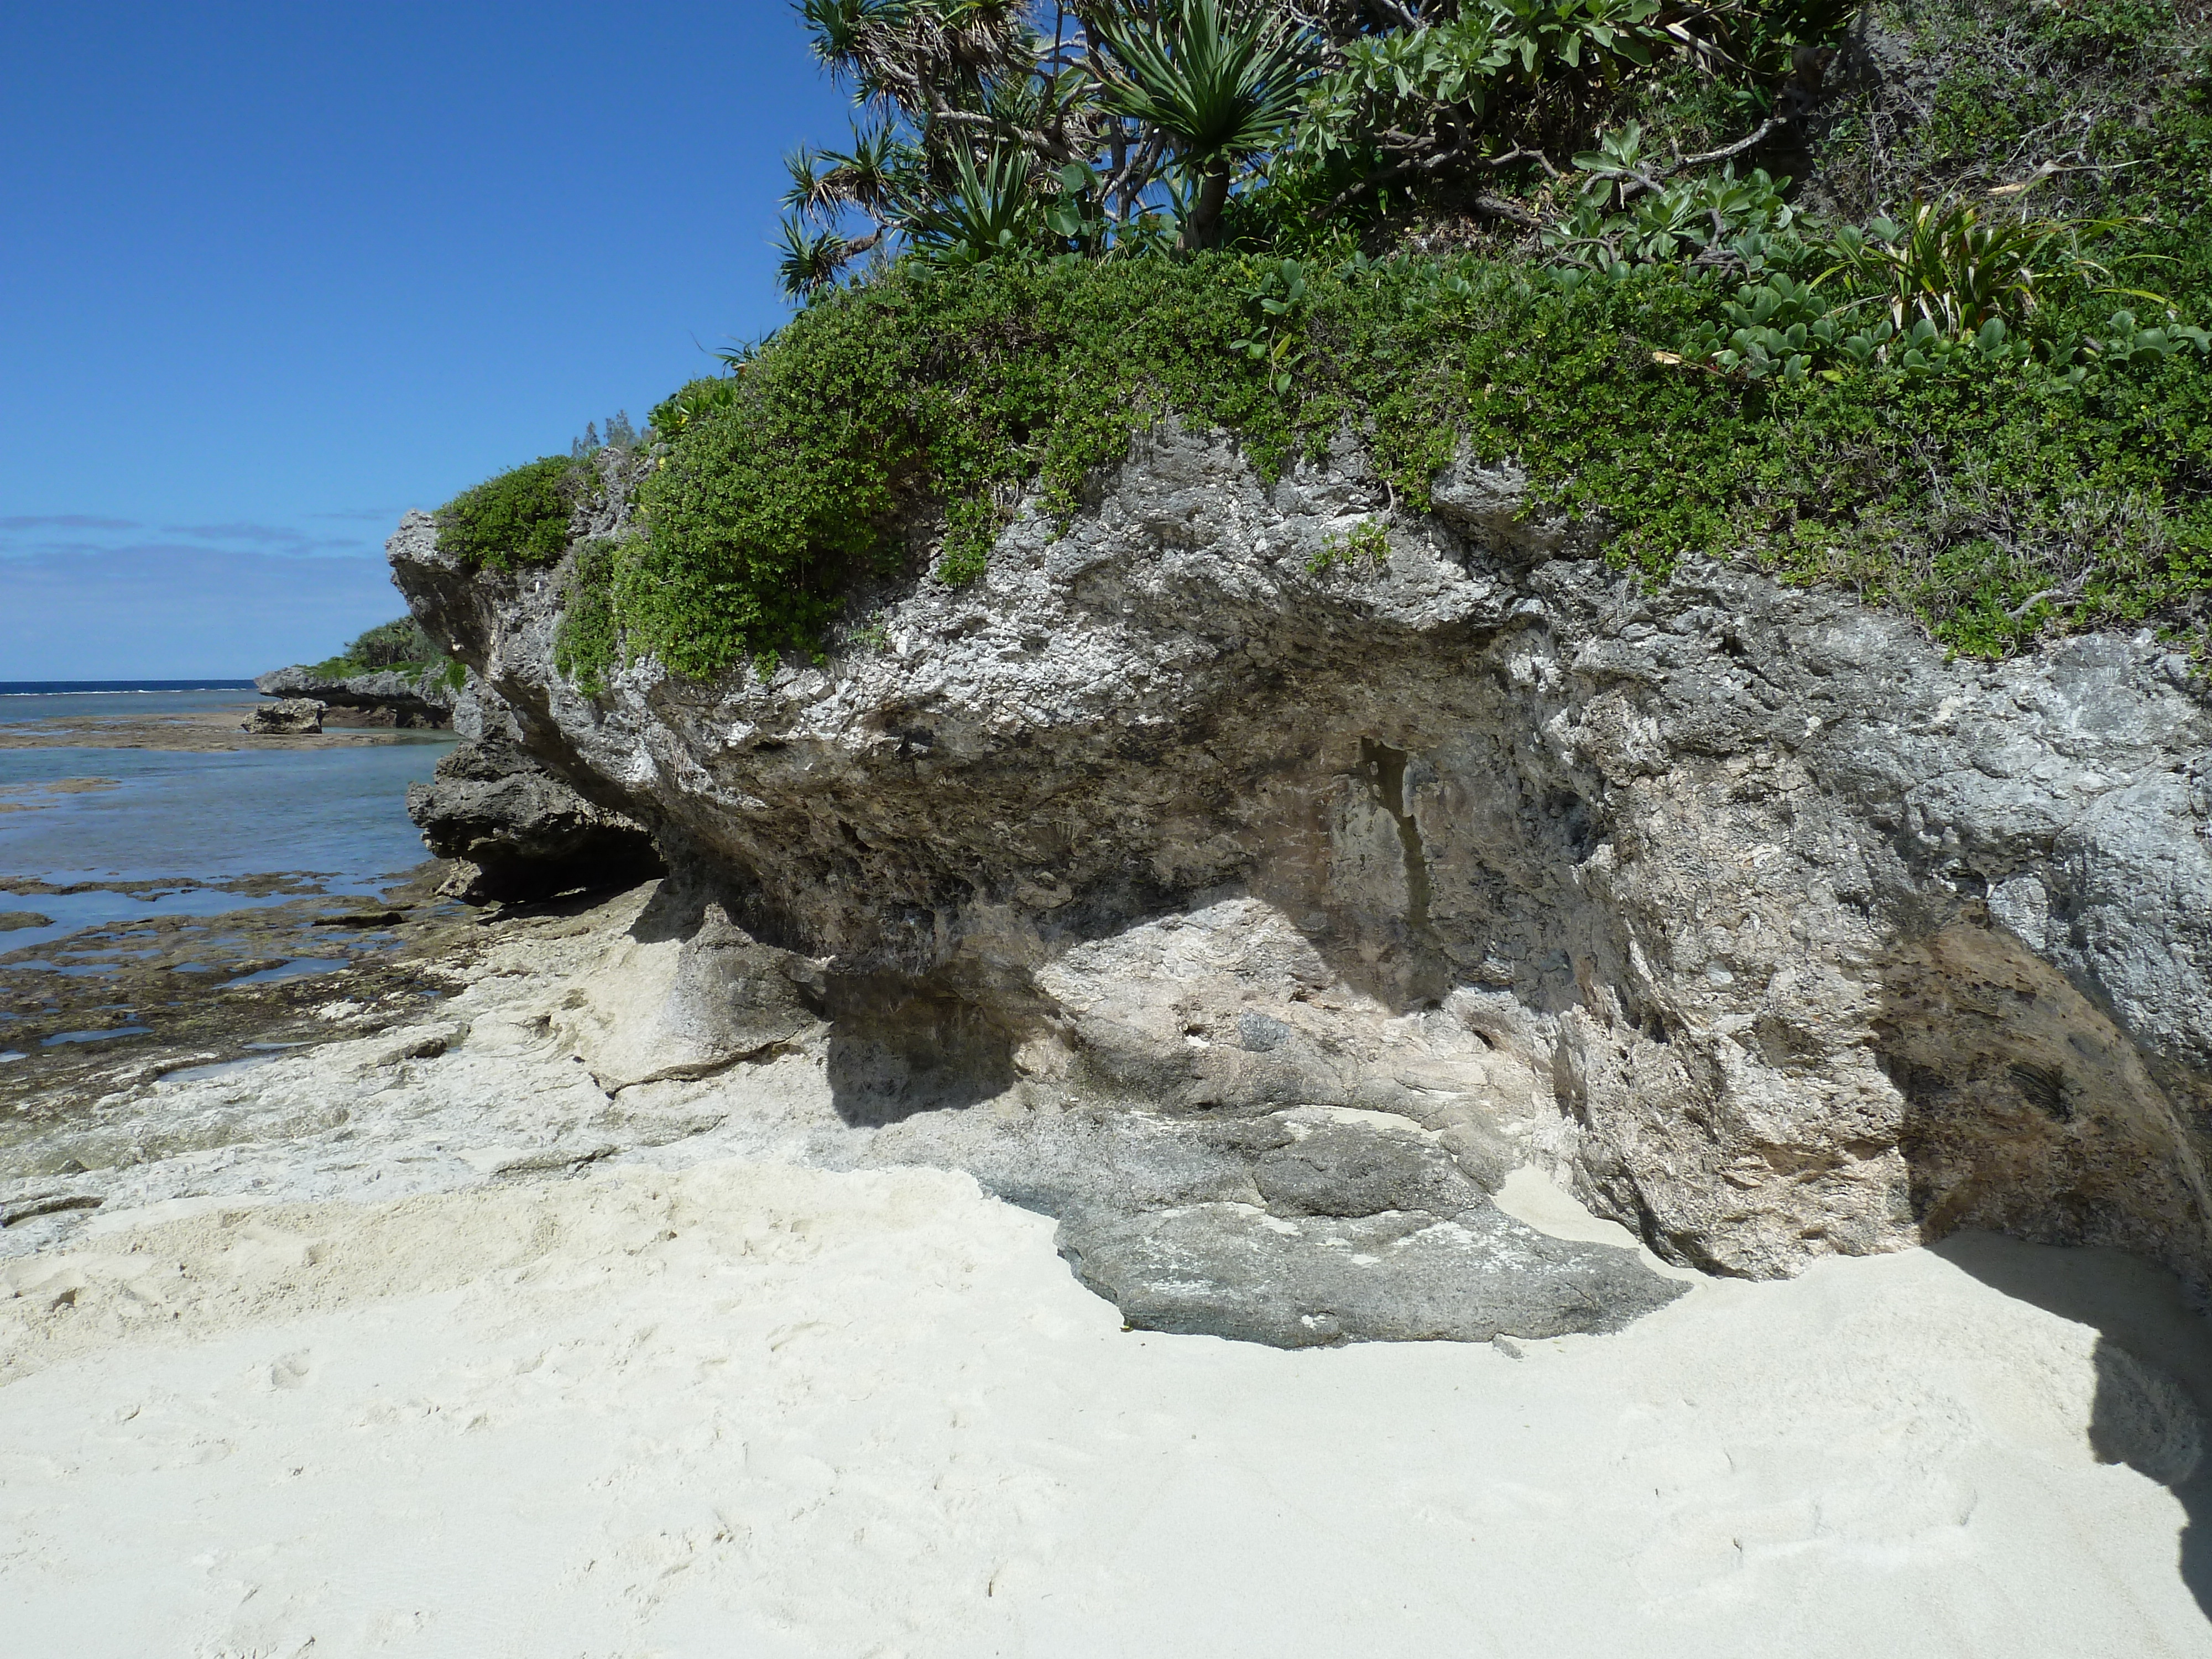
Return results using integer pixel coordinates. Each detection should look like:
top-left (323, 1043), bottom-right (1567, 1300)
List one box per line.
top-left (0, 691), bottom-right (452, 956)
top-left (0, 743), bottom-right (447, 886)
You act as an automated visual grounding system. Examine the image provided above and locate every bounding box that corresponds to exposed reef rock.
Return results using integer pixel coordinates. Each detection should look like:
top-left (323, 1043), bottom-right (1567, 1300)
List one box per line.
top-left (405, 734), bottom-right (663, 904)
top-left (242, 697), bottom-right (325, 735)
top-left (389, 420), bottom-right (2212, 1326)
top-left (255, 664), bottom-right (453, 728)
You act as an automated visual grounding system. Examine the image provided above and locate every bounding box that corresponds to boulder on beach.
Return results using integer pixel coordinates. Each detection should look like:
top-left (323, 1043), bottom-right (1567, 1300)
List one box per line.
top-left (241, 698), bottom-right (325, 735)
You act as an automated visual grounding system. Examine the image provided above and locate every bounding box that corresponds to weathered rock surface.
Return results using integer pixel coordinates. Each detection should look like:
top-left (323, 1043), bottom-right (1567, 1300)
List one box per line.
top-left (849, 1086), bottom-right (1683, 1343)
top-left (388, 419), bottom-right (2212, 1324)
top-left (255, 664), bottom-right (452, 727)
top-left (2, 881), bottom-right (1682, 1348)
top-left (550, 879), bottom-right (822, 1092)
top-left (405, 734), bottom-right (662, 904)
top-left (1061, 1200), bottom-right (1682, 1347)
top-left (241, 697), bottom-right (325, 734)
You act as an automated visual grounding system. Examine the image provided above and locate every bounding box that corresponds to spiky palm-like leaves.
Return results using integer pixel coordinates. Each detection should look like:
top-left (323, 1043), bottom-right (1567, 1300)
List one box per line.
top-left (797, 0), bottom-right (911, 87)
top-left (1090, 0), bottom-right (1311, 249)
top-left (780, 118), bottom-right (918, 298)
top-left (901, 144), bottom-right (1041, 264)
top-left (799, 0), bottom-right (1035, 117)
top-left (787, 123), bottom-right (915, 226)
top-left (775, 216), bottom-right (856, 298)
top-left (781, 147), bottom-right (842, 221)
top-left (825, 122), bottom-right (915, 219)
top-left (1829, 199), bottom-right (2091, 337)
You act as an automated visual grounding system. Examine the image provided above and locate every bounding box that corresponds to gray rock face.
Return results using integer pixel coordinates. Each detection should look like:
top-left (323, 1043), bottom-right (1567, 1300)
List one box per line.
top-left (1062, 1201), bottom-right (1683, 1347)
top-left (255, 665), bottom-right (452, 727)
top-left (241, 697), bottom-right (324, 734)
top-left (551, 879), bottom-right (821, 1089)
top-left (405, 735), bottom-right (662, 903)
top-left (831, 1072), bottom-right (1680, 1345)
top-left (389, 419), bottom-right (2212, 1314)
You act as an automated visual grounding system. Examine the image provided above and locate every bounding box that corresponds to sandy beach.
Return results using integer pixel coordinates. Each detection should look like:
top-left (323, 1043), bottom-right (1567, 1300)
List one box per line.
top-left (4, 1154), bottom-right (2210, 1657)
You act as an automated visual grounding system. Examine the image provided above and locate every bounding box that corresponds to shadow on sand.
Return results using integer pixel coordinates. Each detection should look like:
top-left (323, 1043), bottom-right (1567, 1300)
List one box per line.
top-left (1935, 1229), bottom-right (2212, 1620)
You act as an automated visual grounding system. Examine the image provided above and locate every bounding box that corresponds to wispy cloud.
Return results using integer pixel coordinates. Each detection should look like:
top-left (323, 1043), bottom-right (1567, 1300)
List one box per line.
top-left (0, 514), bottom-right (140, 531)
top-left (3, 537), bottom-right (183, 559)
top-left (0, 545), bottom-right (409, 680)
top-left (160, 520), bottom-right (369, 553)
top-left (1, 517), bottom-right (379, 561)
top-left (309, 507), bottom-right (405, 523)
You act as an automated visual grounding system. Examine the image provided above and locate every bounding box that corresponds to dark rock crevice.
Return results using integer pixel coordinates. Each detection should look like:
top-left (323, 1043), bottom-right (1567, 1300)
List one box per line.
top-left (406, 735), bottom-right (662, 904)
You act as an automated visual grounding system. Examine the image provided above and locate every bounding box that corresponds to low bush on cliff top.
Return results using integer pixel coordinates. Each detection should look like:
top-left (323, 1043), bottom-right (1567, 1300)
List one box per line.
top-left (435, 454), bottom-right (577, 572)
top-left (307, 616), bottom-right (451, 682)
top-left (444, 0), bottom-right (2211, 690)
top-left (599, 241), bottom-right (2211, 677)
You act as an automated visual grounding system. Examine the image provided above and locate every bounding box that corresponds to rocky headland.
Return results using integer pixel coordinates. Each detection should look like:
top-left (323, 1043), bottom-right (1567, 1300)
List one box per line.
top-left (380, 421), bottom-right (2212, 1345)
top-left (14, 0), bottom-right (2212, 1647)
top-left (253, 663), bottom-right (456, 729)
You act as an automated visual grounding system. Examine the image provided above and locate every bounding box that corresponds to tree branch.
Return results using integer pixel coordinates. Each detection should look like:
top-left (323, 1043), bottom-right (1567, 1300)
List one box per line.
top-left (1473, 192), bottom-right (1542, 229)
top-left (1324, 144), bottom-right (1550, 215)
top-left (1611, 114), bottom-right (1791, 204)
top-left (1668, 115), bottom-right (1791, 176)
top-left (2006, 586), bottom-right (2068, 620)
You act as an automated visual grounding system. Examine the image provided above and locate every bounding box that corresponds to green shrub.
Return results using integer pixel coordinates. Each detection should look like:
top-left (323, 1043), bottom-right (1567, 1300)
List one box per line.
top-left (522, 0), bottom-right (2212, 679)
top-left (435, 455), bottom-right (577, 571)
top-left (1308, 517), bottom-right (1392, 573)
top-left (553, 539), bottom-right (622, 698)
top-left (344, 617), bottom-right (438, 670)
top-left (597, 242), bottom-right (2206, 674)
top-left (309, 615), bottom-right (446, 680)
top-left (618, 253), bottom-right (1293, 677)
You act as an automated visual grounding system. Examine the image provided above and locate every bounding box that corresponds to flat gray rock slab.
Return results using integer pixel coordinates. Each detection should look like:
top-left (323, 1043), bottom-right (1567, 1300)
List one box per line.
top-left (1058, 1199), bottom-right (1687, 1348)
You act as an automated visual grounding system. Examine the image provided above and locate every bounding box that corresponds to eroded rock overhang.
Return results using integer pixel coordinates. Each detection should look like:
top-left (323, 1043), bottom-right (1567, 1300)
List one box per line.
top-left (390, 420), bottom-right (2212, 1314)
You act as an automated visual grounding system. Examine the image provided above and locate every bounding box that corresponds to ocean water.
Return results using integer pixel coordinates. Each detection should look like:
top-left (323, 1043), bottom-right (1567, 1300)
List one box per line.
top-left (0, 685), bottom-right (260, 727)
top-left (0, 687), bottom-right (451, 954)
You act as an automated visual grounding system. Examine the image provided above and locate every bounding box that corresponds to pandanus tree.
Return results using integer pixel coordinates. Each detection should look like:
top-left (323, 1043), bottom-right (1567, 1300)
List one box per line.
top-left (770, 0), bottom-right (1859, 296)
top-left (775, 0), bottom-right (1317, 292)
top-left (1090, 0), bottom-right (1311, 251)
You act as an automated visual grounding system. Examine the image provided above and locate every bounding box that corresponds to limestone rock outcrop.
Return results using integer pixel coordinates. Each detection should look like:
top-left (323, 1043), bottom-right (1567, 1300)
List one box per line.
top-left (551, 879), bottom-right (823, 1091)
top-left (389, 420), bottom-right (2212, 1325)
top-left (405, 734), bottom-right (662, 904)
top-left (241, 697), bottom-right (325, 734)
top-left (255, 664), bottom-right (452, 728)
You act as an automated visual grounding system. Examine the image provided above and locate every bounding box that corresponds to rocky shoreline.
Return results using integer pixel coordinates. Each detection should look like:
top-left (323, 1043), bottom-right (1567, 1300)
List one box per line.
top-left (253, 663), bottom-right (457, 728)
top-left (6, 871), bottom-right (2212, 1651)
top-left (0, 863), bottom-right (481, 1124)
top-left (0, 700), bottom-right (448, 753)
top-left (1, 876), bottom-right (1685, 1345)
top-left (390, 422), bottom-right (2212, 1316)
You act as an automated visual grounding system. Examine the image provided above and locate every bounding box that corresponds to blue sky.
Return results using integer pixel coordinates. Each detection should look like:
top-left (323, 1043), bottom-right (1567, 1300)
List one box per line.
top-left (1, 1), bottom-right (852, 679)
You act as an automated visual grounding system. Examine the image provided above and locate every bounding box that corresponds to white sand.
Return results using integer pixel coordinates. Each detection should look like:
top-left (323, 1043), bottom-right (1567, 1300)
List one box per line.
top-left (6, 1157), bottom-right (2211, 1657)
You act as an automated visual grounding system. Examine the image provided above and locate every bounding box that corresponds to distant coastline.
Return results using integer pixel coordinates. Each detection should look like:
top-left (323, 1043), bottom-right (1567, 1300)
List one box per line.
top-left (0, 680), bottom-right (257, 696)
